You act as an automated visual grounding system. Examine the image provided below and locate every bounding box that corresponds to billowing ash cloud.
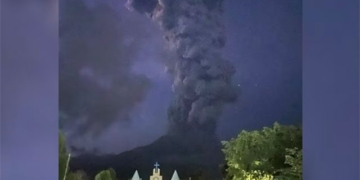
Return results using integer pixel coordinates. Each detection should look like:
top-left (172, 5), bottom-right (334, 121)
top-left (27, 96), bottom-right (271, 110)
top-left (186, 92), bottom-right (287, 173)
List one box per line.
top-left (59, 0), bottom-right (151, 138)
top-left (126, 0), bottom-right (238, 136)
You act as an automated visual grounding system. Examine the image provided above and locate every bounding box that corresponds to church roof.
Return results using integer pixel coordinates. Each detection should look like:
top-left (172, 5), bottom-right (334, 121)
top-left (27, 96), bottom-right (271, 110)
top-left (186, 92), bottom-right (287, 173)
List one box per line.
top-left (131, 170), bottom-right (141, 180)
top-left (170, 170), bottom-right (180, 180)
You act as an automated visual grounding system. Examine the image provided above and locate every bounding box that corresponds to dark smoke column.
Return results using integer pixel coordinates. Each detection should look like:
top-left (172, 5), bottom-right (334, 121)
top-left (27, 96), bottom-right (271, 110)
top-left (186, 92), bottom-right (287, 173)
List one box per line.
top-left (126, 0), bottom-right (237, 141)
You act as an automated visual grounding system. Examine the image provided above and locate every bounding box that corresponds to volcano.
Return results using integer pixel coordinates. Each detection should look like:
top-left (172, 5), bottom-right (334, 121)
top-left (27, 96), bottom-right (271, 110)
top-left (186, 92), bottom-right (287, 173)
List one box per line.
top-left (69, 1), bottom-right (234, 179)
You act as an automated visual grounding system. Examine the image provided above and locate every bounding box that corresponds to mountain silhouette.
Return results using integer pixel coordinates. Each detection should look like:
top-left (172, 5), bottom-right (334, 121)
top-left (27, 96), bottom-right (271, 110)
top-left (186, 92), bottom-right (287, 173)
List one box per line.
top-left (70, 134), bottom-right (224, 179)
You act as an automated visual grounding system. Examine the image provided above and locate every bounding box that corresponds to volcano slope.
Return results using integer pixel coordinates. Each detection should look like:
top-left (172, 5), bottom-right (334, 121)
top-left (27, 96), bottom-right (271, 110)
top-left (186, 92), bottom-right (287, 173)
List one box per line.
top-left (70, 133), bottom-right (224, 179)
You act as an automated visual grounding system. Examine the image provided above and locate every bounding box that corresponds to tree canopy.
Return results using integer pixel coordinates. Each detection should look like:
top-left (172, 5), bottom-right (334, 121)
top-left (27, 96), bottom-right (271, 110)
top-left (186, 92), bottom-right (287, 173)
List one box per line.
top-left (222, 123), bottom-right (302, 180)
top-left (67, 170), bottom-right (89, 180)
top-left (59, 131), bottom-right (70, 180)
top-left (108, 168), bottom-right (117, 180)
top-left (95, 170), bottom-right (113, 180)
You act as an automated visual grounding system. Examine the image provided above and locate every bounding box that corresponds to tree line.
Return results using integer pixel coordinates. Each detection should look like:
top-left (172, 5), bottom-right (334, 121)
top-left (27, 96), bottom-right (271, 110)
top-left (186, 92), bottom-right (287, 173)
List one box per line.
top-left (59, 122), bottom-right (302, 180)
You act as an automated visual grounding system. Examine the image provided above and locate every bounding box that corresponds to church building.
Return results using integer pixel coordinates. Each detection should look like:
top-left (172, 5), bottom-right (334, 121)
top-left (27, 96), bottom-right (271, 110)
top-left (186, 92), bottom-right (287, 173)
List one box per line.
top-left (131, 162), bottom-right (180, 180)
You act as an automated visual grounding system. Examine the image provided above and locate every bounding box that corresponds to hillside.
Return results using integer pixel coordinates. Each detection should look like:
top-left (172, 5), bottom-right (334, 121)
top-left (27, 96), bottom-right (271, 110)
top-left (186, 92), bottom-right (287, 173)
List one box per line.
top-left (70, 135), bottom-right (224, 179)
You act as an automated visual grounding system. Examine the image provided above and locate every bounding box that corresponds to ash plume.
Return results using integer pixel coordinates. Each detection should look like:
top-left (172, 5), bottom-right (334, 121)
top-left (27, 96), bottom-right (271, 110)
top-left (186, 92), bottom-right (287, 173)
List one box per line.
top-left (59, 0), bottom-right (151, 140)
top-left (126, 0), bottom-right (238, 136)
